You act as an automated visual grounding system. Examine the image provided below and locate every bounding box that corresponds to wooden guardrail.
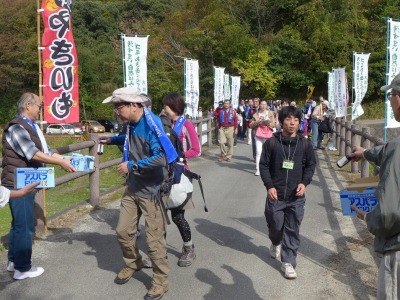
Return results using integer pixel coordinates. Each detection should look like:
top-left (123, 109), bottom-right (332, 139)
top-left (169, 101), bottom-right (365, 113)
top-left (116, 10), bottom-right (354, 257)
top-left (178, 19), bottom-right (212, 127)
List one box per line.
top-left (333, 118), bottom-right (385, 178)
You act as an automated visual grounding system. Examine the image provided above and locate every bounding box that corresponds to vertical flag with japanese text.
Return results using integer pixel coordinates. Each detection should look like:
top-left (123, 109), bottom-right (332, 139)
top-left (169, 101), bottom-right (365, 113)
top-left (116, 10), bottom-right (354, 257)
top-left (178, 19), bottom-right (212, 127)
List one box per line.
top-left (352, 53), bottom-right (370, 120)
top-left (223, 73), bottom-right (231, 101)
top-left (386, 19), bottom-right (400, 128)
top-left (41, 0), bottom-right (79, 123)
top-left (184, 58), bottom-right (200, 119)
top-left (334, 68), bottom-right (347, 118)
top-left (122, 35), bottom-right (149, 94)
top-left (214, 67), bottom-right (225, 108)
top-left (231, 76), bottom-right (241, 109)
top-left (328, 72), bottom-right (335, 110)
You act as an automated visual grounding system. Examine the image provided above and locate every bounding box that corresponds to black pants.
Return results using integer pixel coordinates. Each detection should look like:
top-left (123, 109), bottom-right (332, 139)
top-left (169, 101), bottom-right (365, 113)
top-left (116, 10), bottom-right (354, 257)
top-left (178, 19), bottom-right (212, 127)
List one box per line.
top-left (264, 197), bottom-right (305, 268)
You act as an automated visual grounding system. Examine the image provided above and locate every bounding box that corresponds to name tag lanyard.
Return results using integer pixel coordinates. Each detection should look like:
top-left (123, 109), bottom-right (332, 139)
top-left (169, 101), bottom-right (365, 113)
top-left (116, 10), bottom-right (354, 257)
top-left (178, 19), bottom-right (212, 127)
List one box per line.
top-left (279, 135), bottom-right (299, 170)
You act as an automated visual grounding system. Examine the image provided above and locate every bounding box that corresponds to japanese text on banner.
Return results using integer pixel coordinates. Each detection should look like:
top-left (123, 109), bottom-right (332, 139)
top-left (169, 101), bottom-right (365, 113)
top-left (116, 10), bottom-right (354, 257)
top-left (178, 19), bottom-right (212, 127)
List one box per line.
top-left (41, 0), bottom-right (79, 123)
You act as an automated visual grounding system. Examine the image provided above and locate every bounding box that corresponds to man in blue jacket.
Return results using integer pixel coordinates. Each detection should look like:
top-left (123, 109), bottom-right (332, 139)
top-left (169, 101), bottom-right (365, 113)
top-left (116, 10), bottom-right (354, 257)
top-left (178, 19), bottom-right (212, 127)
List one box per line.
top-left (259, 106), bottom-right (316, 279)
top-left (100, 87), bottom-right (177, 300)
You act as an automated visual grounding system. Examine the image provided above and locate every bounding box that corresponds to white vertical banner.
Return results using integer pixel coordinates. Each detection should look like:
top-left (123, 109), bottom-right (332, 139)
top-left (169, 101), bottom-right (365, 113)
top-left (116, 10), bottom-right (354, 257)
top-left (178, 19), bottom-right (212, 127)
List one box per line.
top-left (352, 53), bottom-right (370, 120)
top-left (328, 71), bottom-right (335, 110)
top-left (184, 58), bottom-right (200, 119)
top-left (123, 35), bottom-right (149, 93)
top-left (334, 68), bottom-right (347, 118)
top-left (223, 73), bottom-right (231, 100)
top-left (214, 66), bottom-right (225, 108)
top-left (231, 76), bottom-right (241, 109)
top-left (386, 19), bottom-right (400, 128)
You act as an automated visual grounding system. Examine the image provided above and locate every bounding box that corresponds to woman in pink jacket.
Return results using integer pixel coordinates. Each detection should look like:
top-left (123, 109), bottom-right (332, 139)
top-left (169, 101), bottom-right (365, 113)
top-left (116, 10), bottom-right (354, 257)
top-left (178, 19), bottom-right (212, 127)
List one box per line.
top-left (162, 92), bottom-right (201, 267)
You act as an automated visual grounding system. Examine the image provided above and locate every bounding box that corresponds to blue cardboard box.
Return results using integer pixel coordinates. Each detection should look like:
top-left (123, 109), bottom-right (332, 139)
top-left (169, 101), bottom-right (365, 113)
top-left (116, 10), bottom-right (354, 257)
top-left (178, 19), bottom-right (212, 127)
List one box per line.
top-left (340, 176), bottom-right (379, 216)
top-left (14, 167), bottom-right (55, 189)
top-left (64, 153), bottom-right (95, 172)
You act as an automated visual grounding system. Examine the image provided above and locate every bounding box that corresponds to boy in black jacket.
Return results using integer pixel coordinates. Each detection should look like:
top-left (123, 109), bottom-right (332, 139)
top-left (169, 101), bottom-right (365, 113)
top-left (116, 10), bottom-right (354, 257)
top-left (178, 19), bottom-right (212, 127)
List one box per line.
top-left (259, 106), bottom-right (316, 279)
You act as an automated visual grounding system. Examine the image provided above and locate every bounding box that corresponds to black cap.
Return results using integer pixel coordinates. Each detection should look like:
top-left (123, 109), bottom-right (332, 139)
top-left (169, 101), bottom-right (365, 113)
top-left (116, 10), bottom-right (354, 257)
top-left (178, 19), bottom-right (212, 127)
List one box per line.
top-left (218, 101), bottom-right (223, 105)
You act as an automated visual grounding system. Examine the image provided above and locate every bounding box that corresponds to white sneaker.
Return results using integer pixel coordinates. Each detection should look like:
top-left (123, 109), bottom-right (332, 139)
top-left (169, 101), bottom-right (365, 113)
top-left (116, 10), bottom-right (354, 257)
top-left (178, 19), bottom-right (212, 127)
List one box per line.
top-left (7, 261), bottom-right (14, 272)
top-left (13, 266), bottom-right (44, 280)
top-left (281, 262), bottom-right (297, 279)
top-left (254, 170), bottom-right (260, 176)
top-left (269, 244), bottom-right (281, 259)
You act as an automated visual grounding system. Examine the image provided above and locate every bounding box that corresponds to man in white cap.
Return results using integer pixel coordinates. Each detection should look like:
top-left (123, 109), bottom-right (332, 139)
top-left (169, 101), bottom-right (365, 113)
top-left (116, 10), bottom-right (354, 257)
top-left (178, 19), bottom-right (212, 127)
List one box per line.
top-left (100, 87), bottom-right (176, 300)
top-left (351, 73), bottom-right (400, 299)
top-left (311, 100), bottom-right (329, 150)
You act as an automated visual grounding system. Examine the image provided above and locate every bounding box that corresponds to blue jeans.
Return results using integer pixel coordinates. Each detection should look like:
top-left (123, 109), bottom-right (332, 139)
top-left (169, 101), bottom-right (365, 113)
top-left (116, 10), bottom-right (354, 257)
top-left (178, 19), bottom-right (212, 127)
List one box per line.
top-left (264, 197), bottom-right (306, 268)
top-left (311, 119), bottom-right (324, 148)
top-left (8, 192), bottom-right (36, 272)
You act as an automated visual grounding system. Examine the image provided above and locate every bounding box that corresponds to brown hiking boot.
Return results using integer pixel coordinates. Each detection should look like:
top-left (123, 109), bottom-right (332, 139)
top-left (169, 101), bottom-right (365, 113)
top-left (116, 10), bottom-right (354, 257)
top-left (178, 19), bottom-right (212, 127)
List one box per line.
top-left (177, 244), bottom-right (196, 267)
top-left (114, 266), bottom-right (141, 285)
top-left (144, 284), bottom-right (168, 300)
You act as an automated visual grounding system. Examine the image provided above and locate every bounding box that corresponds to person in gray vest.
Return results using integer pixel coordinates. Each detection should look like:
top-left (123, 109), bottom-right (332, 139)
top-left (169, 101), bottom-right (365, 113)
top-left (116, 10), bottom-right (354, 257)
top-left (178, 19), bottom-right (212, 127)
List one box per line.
top-left (2, 92), bottom-right (76, 280)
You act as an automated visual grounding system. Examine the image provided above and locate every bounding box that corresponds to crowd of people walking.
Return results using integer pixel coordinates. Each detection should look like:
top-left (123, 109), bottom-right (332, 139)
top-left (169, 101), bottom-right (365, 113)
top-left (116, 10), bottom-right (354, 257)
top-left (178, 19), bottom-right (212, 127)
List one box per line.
top-left (4, 78), bottom-right (398, 300)
top-left (213, 95), bottom-right (334, 176)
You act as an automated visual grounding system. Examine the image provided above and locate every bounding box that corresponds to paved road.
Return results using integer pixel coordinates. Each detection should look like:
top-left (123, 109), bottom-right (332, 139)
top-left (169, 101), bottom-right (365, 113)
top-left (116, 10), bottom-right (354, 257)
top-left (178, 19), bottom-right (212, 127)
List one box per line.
top-left (0, 141), bottom-right (378, 299)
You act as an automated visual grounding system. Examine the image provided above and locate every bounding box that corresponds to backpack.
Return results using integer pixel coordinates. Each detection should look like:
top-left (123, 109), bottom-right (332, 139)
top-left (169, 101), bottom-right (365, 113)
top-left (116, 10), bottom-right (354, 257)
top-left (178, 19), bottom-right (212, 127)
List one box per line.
top-left (319, 117), bottom-right (332, 133)
top-left (159, 115), bottom-right (208, 212)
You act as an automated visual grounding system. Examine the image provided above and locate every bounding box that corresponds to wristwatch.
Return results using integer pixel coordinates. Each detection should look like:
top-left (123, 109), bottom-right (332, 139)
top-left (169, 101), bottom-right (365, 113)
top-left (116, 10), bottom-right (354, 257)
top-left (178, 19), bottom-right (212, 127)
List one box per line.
top-left (132, 164), bottom-right (139, 171)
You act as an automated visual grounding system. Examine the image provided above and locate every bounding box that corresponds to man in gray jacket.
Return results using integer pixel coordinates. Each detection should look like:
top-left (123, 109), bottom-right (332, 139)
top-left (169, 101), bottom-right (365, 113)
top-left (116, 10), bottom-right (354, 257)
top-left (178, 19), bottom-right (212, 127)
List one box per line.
top-left (351, 73), bottom-right (400, 299)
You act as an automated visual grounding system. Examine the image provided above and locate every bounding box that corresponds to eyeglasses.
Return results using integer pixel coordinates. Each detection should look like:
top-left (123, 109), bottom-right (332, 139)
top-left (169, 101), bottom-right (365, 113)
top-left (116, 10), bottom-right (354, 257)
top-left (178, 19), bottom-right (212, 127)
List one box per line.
top-left (388, 92), bottom-right (397, 97)
top-left (33, 103), bottom-right (43, 109)
top-left (114, 105), bottom-right (128, 114)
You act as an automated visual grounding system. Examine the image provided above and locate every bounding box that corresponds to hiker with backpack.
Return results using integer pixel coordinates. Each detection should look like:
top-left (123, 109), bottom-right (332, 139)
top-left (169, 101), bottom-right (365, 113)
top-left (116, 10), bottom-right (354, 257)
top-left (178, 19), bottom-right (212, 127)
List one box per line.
top-left (259, 106), bottom-right (316, 280)
top-left (100, 87), bottom-right (178, 300)
top-left (162, 92), bottom-right (201, 267)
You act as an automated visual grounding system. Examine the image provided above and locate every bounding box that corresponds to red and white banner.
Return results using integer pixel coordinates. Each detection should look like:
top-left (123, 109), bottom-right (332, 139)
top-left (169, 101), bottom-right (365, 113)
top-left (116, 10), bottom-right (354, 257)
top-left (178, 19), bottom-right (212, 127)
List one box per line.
top-left (41, 0), bottom-right (79, 123)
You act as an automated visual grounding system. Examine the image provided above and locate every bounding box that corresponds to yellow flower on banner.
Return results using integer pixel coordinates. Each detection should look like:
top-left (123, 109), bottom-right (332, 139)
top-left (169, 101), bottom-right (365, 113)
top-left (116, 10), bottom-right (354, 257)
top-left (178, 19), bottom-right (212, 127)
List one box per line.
top-left (44, 59), bottom-right (53, 69)
top-left (46, 0), bottom-right (59, 12)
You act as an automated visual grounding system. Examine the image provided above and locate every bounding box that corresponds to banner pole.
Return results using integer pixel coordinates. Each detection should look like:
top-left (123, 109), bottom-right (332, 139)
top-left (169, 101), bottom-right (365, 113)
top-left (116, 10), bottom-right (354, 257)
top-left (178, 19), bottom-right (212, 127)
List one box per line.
top-left (351, 52), bottom-right (355, 121)
top-left (384, 17), bottom-right (390, 143)
top-left (121, 34), bottom-right (126, 87)
top-left (183, 58), bottom-right (187, 105)
top-left (37, 0), bottom-right (47, 231)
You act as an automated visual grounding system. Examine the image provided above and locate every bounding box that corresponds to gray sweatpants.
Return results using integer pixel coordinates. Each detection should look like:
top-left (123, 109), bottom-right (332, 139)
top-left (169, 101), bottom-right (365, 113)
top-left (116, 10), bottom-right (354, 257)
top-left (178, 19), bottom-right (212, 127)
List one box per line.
top-left (264, 197), bottom-right (305, 268)
top-left (377, 251), bottom-right (400, 300)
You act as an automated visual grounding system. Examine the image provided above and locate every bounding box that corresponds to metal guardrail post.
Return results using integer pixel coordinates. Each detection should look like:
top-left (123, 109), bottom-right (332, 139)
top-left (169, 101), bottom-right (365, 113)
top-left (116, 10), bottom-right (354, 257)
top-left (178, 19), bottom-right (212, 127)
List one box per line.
top-left (350, 124), bottom-right (359, 173)
top-left (361, 127), bottom-right (370, 178)
top-left (89, 133), bottom-right (100, 207)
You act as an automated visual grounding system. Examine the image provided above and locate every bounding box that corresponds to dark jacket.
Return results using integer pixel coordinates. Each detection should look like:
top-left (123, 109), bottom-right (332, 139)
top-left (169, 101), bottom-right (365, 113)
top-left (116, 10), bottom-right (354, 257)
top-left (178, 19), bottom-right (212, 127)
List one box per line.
top-left (1, 116), bottom-right (43, 187)
top-left (259, 132), bottom-right (316, 201)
